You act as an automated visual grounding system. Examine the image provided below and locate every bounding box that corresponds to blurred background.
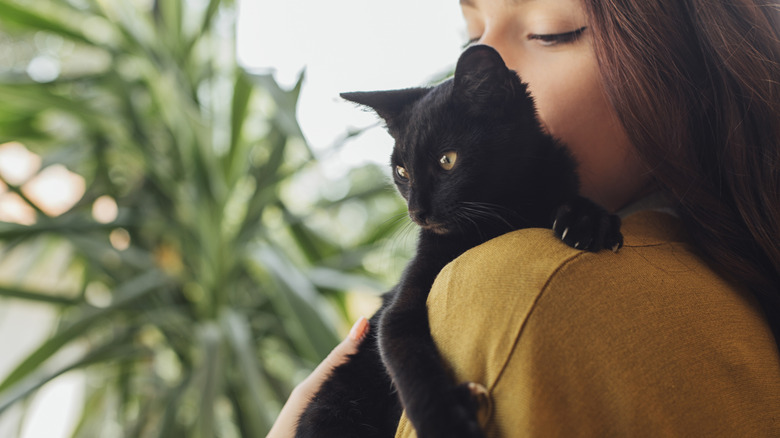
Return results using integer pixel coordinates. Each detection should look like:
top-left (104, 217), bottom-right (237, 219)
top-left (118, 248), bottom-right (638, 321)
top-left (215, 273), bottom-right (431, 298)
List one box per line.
top-left (0, 0), bottom-right (463, 436)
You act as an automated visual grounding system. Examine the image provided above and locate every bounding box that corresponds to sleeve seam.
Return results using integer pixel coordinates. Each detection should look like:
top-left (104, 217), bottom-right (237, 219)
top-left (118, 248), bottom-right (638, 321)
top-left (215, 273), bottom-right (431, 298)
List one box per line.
top-left (487, 249), bottom-right (588, 393)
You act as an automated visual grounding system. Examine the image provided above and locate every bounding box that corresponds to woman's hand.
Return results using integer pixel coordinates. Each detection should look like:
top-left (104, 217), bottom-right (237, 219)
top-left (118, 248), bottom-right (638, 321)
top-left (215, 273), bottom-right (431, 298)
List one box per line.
top-left (266, 316), bottom-right (370, 438)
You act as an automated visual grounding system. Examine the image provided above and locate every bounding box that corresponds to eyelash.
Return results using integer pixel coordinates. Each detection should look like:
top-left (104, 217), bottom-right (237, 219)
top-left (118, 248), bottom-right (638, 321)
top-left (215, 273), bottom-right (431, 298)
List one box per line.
top-left (528, 27), bottom-right (587, 46)
top-left (463, 26), bottom-right (587, 48)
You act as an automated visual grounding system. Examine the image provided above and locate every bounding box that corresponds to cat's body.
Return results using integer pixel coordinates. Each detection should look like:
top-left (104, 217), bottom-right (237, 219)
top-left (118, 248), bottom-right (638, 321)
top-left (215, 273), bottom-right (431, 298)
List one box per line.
top-left (295, 45), bottom-right (622, 438)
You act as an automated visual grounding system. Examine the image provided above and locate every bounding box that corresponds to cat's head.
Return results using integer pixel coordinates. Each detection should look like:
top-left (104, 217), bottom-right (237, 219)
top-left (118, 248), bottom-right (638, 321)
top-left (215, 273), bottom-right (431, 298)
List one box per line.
top-left (341, 45), bottom-right (576, 235)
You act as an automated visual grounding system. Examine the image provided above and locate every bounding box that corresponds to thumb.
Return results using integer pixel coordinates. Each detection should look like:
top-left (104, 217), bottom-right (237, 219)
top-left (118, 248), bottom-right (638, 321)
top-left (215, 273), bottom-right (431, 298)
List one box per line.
top-left (303, 316), bottom-right (370, 389)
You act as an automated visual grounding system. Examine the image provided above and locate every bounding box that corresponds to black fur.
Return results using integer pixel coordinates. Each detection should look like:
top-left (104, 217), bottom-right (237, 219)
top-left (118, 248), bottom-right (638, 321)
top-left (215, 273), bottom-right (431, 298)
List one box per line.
top-left (295, 45), bottom-right (622, 438)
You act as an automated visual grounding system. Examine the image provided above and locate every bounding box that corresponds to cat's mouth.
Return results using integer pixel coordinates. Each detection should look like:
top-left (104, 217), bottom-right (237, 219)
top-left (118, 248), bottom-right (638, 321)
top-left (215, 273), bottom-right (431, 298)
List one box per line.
top-left (409, 210), bottom-right (451, 234)
top-left (417, 222), bottom-right (450, 235)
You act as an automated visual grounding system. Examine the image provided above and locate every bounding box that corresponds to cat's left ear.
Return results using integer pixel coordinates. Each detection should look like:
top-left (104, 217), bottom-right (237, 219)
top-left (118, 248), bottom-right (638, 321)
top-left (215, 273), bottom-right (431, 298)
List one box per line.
top-left (341, 88), bottom-right (429, 128)
top-left (453, 45), bottom-right (521, 108)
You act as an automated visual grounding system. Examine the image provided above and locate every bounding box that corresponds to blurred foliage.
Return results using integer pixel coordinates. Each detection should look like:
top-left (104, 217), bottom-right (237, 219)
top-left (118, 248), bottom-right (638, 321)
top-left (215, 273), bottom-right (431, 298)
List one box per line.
top-left (0, 0), bottom-right (410, 436)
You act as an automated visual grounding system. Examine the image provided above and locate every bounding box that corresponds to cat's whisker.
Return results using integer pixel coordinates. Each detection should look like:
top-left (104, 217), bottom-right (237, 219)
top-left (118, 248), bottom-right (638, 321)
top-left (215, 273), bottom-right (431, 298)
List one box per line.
top-left (381, 212), bottom-right (411, 227)
top-left (456, 207), bottom-right (493, 231)
top-left (461, 200), bottom-right (520, 218)
top-left (378, 213), bottom-right (417, 277)
top-left (461, 212), bottom-right (487, 241)
top-left (450, 209), bottom-right (484, 241)
top-left (458, 202), bottom-right (518, 231)
top-left (390, 219), bottom-right (415, 244)
top-left (473, 201), bottom-right (529, 227)
top-left (381, 214), bottom-right (411, 247)
top-left (393, 220), bottom-right (418, 255)
top-left (450, 211), bottom-right (469, 236)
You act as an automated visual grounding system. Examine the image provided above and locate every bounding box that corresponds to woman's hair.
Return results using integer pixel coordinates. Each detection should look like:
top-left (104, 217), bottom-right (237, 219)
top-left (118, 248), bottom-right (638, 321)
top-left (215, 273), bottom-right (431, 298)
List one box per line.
top-left (584, 0), bottom-right (780, 341)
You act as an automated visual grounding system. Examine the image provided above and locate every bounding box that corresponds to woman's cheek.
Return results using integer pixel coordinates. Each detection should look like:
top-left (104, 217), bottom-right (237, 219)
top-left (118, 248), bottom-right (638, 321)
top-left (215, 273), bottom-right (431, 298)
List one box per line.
top-left (531, 79), bottom-right (648, 210)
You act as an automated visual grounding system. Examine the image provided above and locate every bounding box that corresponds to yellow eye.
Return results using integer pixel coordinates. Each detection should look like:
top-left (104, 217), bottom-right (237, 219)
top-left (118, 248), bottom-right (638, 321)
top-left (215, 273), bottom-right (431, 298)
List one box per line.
top-left (439, 151), bottom-right (457, 170)
top-left (396, 166), bottom-right (409, 179)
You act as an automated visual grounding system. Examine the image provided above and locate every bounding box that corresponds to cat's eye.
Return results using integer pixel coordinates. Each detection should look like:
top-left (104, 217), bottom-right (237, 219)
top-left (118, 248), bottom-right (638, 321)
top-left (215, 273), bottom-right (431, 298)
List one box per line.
top-left (396, 165), bottom-right (409, 180)
top-left (439, 151), bottom-right (457, 171)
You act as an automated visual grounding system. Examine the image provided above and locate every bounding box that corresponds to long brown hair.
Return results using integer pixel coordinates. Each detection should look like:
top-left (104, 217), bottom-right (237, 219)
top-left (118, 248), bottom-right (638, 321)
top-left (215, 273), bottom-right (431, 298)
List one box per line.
top-left (584, 0), bottom-right (780, 341)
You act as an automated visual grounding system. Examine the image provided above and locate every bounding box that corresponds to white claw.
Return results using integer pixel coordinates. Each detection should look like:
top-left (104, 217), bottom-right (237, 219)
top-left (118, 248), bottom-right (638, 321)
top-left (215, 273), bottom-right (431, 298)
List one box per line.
top-left (468, 382), bottom-right (488, 396)
top-left (561, 227), bottom-right (569, 240)
top-left (574, 241), bottom-right (581, 248)
top-left (552, 219), bottom-right (558, 231)
top-left (467, 382), bottom-right (489, 405)
top-left (612, 243), bottom-right (621, 253)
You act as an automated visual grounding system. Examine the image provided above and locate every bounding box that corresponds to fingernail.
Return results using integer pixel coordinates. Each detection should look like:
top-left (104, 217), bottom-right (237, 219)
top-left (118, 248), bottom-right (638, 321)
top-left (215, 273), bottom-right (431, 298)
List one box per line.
top-left (348, 316), bottom-right (369, 341)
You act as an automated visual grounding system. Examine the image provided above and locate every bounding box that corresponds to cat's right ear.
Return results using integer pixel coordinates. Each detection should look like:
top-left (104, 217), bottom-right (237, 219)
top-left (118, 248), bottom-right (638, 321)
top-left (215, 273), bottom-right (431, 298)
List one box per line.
top-left (453, 44), bottom-right (521, 111)
top-left (340, 88), bottom-right (428, 127)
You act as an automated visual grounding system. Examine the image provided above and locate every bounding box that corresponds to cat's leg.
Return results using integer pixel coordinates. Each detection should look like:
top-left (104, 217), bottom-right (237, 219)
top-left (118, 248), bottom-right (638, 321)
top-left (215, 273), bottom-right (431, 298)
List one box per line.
top-left (552, 195), bottom-right (624, 252)
top-left (296, 309), bottom-right (402, 438)
top-left (379, 243), bottom-right (485, 438)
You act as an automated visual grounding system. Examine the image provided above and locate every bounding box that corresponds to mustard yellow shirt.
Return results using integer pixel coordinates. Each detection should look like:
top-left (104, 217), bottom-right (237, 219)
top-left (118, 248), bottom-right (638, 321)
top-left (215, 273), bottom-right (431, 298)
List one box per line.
top-left (395, 210), bottom-right (780, 437)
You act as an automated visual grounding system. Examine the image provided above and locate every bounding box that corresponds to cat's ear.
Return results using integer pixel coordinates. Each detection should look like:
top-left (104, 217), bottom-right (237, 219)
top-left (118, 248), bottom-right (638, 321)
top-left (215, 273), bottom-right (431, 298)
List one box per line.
top-left (453, 45), bottom-right (521, 108)
top-left (340, 88), bottom-right (429, 127)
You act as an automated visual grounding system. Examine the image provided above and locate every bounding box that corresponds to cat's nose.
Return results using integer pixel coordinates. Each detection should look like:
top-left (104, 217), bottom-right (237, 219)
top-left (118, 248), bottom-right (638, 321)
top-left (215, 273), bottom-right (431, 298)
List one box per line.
top-left (408, 209), bottom-right (429, 225)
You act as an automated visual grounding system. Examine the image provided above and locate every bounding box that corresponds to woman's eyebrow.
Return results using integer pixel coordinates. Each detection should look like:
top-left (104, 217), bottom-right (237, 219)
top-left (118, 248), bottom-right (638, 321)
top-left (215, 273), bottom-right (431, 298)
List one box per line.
top-left (460, 0), bottom-right (476, 7)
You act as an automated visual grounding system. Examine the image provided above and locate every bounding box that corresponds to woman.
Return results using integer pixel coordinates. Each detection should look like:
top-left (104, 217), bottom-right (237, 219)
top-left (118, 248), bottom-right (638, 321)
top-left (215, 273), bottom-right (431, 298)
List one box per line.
top-left (271, 0), bottom-right (780, 435)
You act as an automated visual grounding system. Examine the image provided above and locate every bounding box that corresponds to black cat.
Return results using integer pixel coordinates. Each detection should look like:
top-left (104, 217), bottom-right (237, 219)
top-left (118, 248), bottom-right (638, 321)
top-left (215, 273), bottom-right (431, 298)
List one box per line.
top-left (295, 45), bottom-right (623, 438)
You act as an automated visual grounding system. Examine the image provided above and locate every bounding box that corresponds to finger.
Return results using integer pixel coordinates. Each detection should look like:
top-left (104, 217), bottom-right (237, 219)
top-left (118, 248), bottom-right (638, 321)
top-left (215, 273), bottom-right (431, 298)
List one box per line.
top-left (305, 316), bottom-right (369, 388)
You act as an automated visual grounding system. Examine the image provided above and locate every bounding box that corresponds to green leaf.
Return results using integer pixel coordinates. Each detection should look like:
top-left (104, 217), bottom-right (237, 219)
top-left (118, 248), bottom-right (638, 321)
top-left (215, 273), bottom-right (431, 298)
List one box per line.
top-left (0, 0), bottom-right (96, 46)
top-left (0, 335), bottom-right (146, 415)
top-left (308, 267), bottom-right (387, 293)
top-left (0, 217), bottom-right (120, 241)
top-left (182, 0), bottom-right (223, 56)
top-left (155, 0), bottom-right (183, 50)
top-left (154, 373), bottom-right (195, 438)
top-left (192, 321), bottom-right (224, 438)
top-left (250, 72), bottom-right (309, 145)
top-left (251, 245), bottom-right (340, 362)
top-left (0, 83), bottom-right (103, 122)
top-left (220, 309), bottom-right (276, 435)
top-left (0, 270), bottom-right (169, 393)
top-left (225, 70), bottom-right (254, 184)
top-left (0, 285), bottom-right (80, 306)
top-left (200, 0), bottom-right (223, 37)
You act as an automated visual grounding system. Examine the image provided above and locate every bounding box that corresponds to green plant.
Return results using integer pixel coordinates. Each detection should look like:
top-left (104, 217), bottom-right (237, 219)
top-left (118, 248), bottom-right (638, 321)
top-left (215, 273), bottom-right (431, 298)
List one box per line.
top-left (0, 0), bottom-right (406, 436)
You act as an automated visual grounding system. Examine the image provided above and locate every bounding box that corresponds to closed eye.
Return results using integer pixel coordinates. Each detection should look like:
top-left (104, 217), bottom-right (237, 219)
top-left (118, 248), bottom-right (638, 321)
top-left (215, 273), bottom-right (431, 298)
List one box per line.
top-left (528, 27), bottom-right (587, 46)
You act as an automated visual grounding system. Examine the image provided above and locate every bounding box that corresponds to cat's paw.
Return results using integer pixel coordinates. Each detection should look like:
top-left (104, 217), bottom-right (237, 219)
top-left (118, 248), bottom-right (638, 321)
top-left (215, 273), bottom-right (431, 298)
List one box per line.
top-left (552, 197), bottom-right (623, 252)
top-left (415, 383), bottom-right (485, 438)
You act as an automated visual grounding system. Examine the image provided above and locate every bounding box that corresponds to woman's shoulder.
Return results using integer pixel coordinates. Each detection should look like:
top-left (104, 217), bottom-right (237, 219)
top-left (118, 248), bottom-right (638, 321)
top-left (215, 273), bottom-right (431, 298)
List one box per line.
top-left (426, 210), bottom-right (697, 379)
top-left (435, 209), bottom-right (691, 291)
top-left (431, 209), bottom-right (731, 303)
top-left (428, 210), bottom-right (698, 326)
top-left (424, 210), bottom-right (780, 436)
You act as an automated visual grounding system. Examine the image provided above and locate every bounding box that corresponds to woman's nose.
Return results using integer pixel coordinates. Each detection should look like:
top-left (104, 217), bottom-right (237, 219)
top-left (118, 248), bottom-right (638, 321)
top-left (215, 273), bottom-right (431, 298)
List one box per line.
top-left (477, 28), bottom-right (520, 73)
